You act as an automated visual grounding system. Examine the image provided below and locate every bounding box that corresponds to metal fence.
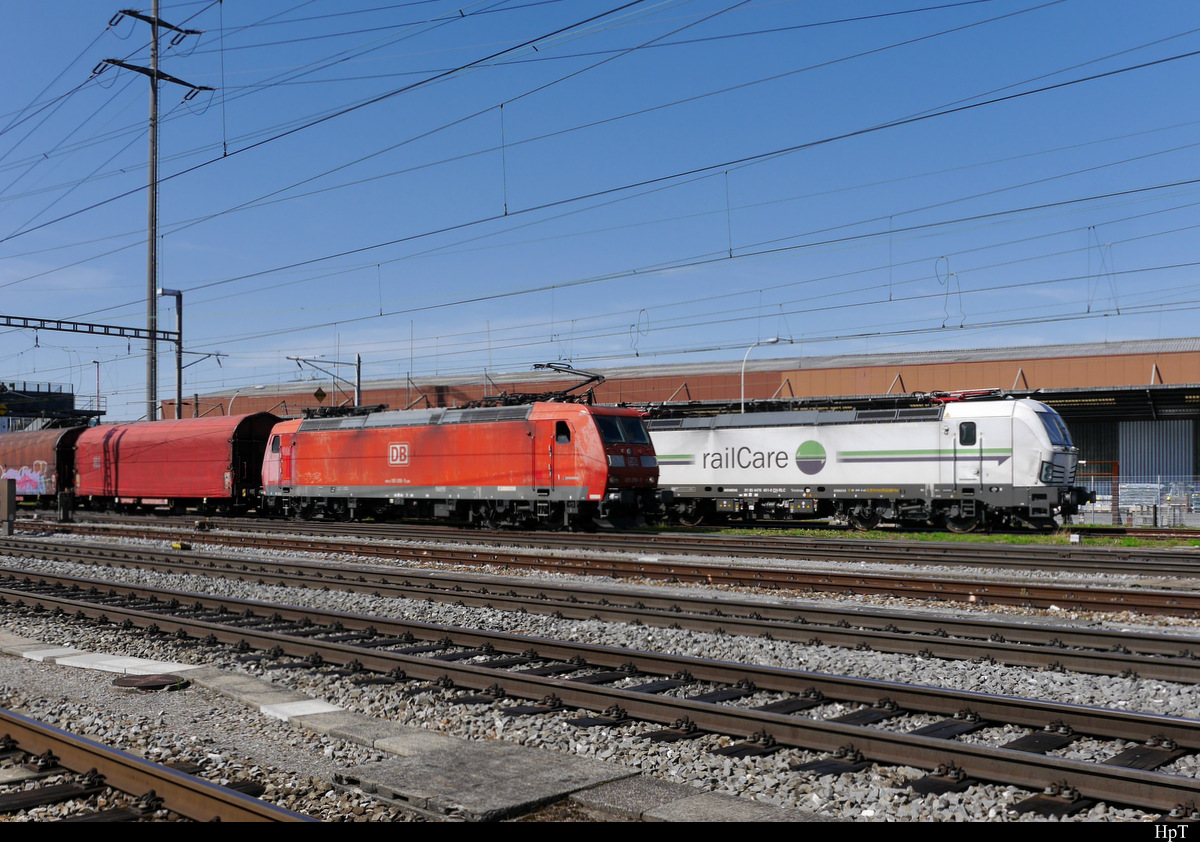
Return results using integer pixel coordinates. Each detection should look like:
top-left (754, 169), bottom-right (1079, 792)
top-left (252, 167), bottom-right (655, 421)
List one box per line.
top-left (1069, 473), bottom-right (1200, 528)
top-left (75, 396), bottom-right (107, 412)
top-left (0, 381), bottom-right (69, 394)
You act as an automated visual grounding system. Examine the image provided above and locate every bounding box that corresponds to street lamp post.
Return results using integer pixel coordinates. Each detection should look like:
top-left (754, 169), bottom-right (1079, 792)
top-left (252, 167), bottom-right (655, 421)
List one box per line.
top-left (157, 288), bottom-right (183, 419)
top-left (740, 337), bottom-right (780, 413)
top-left (90, 360), bottom-right (101, 414)
top-left (226, 384), bottom-right (264, 416)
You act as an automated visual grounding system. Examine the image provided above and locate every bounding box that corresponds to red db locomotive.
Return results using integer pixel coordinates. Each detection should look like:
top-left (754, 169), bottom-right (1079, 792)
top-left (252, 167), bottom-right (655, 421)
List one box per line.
top-left (259, 402), bottom-right (659, 528)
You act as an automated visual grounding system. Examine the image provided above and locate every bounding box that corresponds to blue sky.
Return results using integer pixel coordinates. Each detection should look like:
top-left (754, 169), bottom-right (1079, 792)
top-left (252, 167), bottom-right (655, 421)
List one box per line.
top-left (2, 0), bottom-right (1199, 419)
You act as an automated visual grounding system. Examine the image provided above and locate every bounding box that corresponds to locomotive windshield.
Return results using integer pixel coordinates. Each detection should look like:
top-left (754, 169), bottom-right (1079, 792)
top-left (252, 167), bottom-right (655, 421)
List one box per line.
top-left (594, 414), bottom-right (651, 445)
top-left (1036, 409), bottom-right (1073, 447)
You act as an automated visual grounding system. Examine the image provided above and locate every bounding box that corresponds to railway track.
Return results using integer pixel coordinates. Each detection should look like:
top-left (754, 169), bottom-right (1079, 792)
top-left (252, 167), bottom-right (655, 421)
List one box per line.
top-left (5, 538), bottom-right (1200, 684)
top-left (15, 521), bottom-right (1200, 616)
top-left (29, 514), bottom-right (1200, 577)
top-left (1070, 526), bottom-right (1200, 541)
top-left (8, 517), bottom-right (1200, 819)
top-left (0, 706), bottom-right (311, 821)
top-left (2, 567), bottom-right (1199, 817)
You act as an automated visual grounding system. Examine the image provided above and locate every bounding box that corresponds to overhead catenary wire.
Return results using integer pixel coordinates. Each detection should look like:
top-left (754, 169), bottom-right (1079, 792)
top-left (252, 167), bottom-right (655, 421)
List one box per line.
top-left (5, 2), bottom-right (1200, 409)
top-left (23, 37), bottom-right (1191, 281)
top-left (0, 0), bottom-right (1049, 210)
top-left (0, 0), bottom-right (1142, 286)
top-left (0, 0), bottom-right (658, 246)
top-left (10, 152), bottom-right (1200, 356)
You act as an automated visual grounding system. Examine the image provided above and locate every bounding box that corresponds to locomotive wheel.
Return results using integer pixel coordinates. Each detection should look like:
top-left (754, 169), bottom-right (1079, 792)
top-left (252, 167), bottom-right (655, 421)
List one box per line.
top-left (677, 507), bottom-right (706, 527)
top-left (849, 509), bottom-right (882, 531)
top-left (944, 514), bottom-right (980, 534)
top-left (473, 504), bottom-right (498, 529)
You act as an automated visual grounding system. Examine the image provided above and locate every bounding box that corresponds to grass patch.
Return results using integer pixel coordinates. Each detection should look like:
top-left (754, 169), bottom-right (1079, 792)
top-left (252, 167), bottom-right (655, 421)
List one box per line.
top-left (698, 524), bottom-right (1200, 549)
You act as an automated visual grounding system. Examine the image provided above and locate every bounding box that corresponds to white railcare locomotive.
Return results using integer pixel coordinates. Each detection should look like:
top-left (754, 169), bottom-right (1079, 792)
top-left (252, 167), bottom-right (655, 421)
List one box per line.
top-left (646, 391), bottom-right (1090, 531)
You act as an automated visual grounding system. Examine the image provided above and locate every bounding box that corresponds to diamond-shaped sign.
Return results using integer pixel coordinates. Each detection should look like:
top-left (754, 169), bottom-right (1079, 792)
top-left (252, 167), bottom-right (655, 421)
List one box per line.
top-left (314, 387), bottom-right (326, 403)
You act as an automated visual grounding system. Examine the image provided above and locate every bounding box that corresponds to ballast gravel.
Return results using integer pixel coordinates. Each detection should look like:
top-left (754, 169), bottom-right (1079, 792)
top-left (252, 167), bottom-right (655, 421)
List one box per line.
top-left (1, 531), bottom-right (1198, 822)
top-left (0, 658), bottom-right (409, 822)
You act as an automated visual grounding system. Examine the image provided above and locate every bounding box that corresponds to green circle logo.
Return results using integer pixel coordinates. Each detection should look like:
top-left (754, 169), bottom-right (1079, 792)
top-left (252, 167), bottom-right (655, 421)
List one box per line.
top-left (795, 440), bottom-right (826, 475)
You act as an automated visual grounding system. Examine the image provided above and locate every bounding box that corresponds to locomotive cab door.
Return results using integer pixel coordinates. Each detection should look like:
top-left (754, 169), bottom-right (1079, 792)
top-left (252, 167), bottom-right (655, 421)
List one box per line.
top-left (551, 421), bottom-right (575, 490)
top-left (280, 434), bottom-right (294, 487)
top-left (532, 420), bottom-right (577, 493)
top-left (942, 417), bottom-right (1013, 488)
top-left (950, 420), bottom-right (982, 486)
top-left (262, 433), bottom-right (295, 488)
top-left (533, 422), bottom-right (554, 490)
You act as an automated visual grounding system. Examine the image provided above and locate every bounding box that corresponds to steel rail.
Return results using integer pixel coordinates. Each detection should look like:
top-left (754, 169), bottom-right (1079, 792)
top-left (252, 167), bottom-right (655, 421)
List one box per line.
top-left (1071, 526), bottom-right (1200, 541)
top-left (0, 707), bottom-right (312, 822)
top-left (5, 577), bottom-right (1200, 813)
top-left (5, 540), bottom-right (1200, 684)
top-left (5, 570), bottom-right (1197, 743)
top-left (27, 523), bottom-right (1200, 616)
top-left (25, 517), bottom-right (1200, 576)
top-left (204, 518), bottom-right (1200, 571)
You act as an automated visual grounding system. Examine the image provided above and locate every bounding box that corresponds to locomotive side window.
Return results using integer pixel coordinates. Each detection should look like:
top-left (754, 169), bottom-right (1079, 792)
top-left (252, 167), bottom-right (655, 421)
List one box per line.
top-left (595, 415), bottom-right (624, 443)
top-left (270, 435), bottom-right (280, 454)
top-left (1037, 410), bottom-right (1073, 447)
top-left (555, 422), bottom-right (571, 444)
top-left (594, 414), bottom-right (652, 445)
top-left (618, 416), bottom-right (650, 444)
top-left (959, 422), bottom-right (977, 446)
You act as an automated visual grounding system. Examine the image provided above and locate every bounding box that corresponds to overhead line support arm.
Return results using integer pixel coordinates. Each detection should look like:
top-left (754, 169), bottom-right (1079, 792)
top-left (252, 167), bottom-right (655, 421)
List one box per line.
top-left (0, 314), bottom-right (177, 344)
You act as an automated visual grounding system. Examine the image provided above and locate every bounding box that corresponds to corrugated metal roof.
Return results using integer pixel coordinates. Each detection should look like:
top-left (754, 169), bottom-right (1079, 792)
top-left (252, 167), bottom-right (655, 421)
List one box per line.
top-left (210, 336), bottom-right (1200, 398)
top-left (586, 337), bottom-right (1200, 380)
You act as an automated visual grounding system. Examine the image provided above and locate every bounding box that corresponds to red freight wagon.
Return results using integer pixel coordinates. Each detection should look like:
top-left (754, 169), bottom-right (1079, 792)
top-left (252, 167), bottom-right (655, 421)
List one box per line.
top-left (0, 426), bottom-right (86, 504)
top-left (260, 402), bottom-right (659, 527)
top-left (74, 413), bottom-right (278, 512)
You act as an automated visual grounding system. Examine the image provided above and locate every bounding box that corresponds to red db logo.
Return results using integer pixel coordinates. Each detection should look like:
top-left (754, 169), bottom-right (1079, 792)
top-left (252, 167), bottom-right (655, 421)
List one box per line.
top-left (388, 443), bottom-right (409, 466)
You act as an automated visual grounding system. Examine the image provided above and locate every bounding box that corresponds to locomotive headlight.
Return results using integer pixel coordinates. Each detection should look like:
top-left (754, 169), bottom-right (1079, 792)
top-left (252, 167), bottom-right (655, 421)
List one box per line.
top-left (1039, 461), bottom-right (1054, 483)
top-left (607, 455), bottom-right (625, 467)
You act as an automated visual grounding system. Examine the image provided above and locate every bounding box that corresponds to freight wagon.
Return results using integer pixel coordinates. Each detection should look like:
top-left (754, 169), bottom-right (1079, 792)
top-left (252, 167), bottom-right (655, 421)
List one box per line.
top-left (73, 413), bottom-right (278, 513)
top-left (0, 426), bottom-right (86, 506)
